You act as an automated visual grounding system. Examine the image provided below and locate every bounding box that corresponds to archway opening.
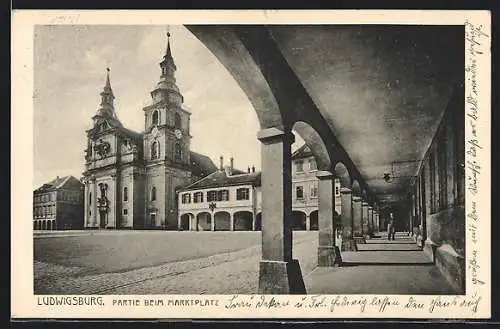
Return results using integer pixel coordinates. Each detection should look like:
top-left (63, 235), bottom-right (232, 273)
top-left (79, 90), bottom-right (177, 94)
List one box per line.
top-left (180, 213), bottom-right (191, 230)
top-left (255, 212), bottom-right (262, 231)
top-left (234, 211), bottom-right (253, 231)
top-left (292, 211), bottom-right (307, 230)
top-left (214, 211), bottom-right (231, 231)
top-left (309, 210), bottom-right (319, 230)
top-left (196, 212), bottom-right (212, 231)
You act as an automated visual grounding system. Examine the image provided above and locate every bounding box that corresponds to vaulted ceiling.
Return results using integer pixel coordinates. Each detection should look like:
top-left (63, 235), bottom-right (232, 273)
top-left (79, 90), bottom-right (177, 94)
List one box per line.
top-left (187, 25), bottom-right (464, 208)
top-left (267, 25), bottom-right (463, 206)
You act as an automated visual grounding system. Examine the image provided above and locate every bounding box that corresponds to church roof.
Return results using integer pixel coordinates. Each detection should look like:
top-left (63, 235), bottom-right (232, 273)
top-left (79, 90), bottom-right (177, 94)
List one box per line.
top-left (189, 151), bottom-right (218, 178)
top-left (34, 175), bottom-right (83, 193)
top-left (291, 144), bottom-right (314, 160)
top-left (179, 169), bottom-right (261, 192)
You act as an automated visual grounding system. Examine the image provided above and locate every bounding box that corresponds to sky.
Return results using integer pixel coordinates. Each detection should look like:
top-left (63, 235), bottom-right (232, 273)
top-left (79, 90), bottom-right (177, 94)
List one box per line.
top-left (33, 25), bottom-right (305, 189)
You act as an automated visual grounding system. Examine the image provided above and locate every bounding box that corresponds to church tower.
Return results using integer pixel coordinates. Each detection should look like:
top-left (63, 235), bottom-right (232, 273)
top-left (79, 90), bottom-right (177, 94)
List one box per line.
top-left (142, 30), bottom-right (193, 229)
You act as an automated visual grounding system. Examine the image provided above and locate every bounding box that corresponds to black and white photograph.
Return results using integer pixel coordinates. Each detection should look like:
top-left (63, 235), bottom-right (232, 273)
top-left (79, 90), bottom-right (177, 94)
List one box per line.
top-left (11, 10), bottom-right (491, 319)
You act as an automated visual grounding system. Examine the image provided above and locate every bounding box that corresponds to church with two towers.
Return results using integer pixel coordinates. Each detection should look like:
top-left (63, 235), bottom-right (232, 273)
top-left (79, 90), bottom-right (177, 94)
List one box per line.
top-left (82, 32), bottom-right (217, 230)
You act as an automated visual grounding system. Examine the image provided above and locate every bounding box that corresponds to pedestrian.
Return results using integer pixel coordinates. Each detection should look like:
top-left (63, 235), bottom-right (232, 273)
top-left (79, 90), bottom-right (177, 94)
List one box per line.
top-left (387, 213), bottom-right (396, 241)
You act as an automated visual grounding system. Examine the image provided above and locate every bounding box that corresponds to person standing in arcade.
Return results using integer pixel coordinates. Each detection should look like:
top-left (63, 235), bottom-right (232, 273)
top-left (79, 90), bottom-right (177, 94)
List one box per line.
top-left (387, 212), bottom-right (396, 241)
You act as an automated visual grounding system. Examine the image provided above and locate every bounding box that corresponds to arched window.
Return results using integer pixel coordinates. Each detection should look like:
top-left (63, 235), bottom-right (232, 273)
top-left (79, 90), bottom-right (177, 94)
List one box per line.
top-left (151, 187), bottom-right (157, 201)
top-left (152, 110), bottom-right (159, 125)
top-left (174, 113), bottom-right (181, 128)
top-left (175, 143), bottom-right (182, 161)
top-left (151, 141), bottom-right (160, 160)
top-left (123, 187), bottom-right (128, 202)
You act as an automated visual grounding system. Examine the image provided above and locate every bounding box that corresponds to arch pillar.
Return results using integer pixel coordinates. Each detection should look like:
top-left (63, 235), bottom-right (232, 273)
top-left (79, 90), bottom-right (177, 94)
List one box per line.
top-left (210, 214), bottom-right (215, 231)
top-left (362, 201), bottom-right (370, 239)
top-left (257, 127), bottom-right (305, 294)
top-left (305, 214), bottom-right (311, 231)
top-left (368, 206), bottom-right (374, 238)
top-left (340, 187), bottom-right (357, 251)
top-left (229, 212), bottom-right (234, 231)
top-left (352, 196), bottom-right (365, 244)
top-left (373, 208), bottom-right (380, 233)
top-left (316, 170), bottom-right (342, 267)
top-left (252, 212), bottom-right (256, 231)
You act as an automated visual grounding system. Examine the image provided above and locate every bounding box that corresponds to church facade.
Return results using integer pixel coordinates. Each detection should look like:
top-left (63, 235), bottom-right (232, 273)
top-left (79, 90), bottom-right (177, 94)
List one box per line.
top-left (82, 33), bottom-right (217, 230)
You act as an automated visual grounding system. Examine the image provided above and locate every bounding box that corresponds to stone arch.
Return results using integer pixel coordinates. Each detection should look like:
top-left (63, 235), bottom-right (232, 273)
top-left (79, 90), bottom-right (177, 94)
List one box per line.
top-left (233, 211), bottom-right (253, 231)
top-left (196, 212), bottom-right (211, 231)
top-left (352, 180), bottom-right (361, 196)
top-left (214, 211), bottom-right (231, 231)
top-left (180, 213), bottom-right (192, 231)
top-left (292, 121), bottom-right (332, 171)
top-left (334, 162), bottom-right (351, 188)
top-left (309, 210), bottom-right (319, 231)
top-left (292, 210), bottom-right (307, 230)
top-left (185, 26), bottom-right (285, 129)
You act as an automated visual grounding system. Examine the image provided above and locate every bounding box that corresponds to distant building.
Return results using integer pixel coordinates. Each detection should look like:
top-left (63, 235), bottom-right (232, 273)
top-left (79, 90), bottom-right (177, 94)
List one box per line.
top-left (176, 145), bottom-right (341, 231)
top-left (33, 175), bottom-right (84, 230)
top-left (177, 156), bottom-right (261, 231)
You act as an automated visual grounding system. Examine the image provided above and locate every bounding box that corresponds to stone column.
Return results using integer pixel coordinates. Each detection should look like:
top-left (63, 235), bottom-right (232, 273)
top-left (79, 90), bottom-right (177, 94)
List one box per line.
top-left (368, 206), bottom-right (373, 238)
top-left (373, 209), bottom-right (379, 233)
top-left (252, 212), bottom-right (256, 231)
top-left (317, 171), bottom-right (342, 267)
top-left (352, 196), bottom-right (363, 238)
top-left (257, 127), bottom-right (305, 294)
top-left (362, 201), bottom-right (369, 239)
top-left (230, 213), bottom-right (234, 231)
top-left (340, 187), bottom-right (356, 251)
top-left (210, 214), bottom-right (215, 231)
top-left (83, 181), bottom-right (89, 228)
top-left (305, 214), bottom-right (311, 231)
top-left (92, 177), bottom-right (97, 228)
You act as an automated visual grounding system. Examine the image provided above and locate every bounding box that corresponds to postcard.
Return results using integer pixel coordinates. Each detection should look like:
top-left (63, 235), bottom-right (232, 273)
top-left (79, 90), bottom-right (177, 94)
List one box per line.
top-left (11, 9), bottom-right (491, 319)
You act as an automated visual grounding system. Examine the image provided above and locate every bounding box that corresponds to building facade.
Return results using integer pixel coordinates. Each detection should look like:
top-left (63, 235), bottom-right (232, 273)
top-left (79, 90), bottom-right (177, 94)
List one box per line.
top-left (33, 175), bottom-right (84, 230)
top-left (82, 33), bottom-right (217, 230)
top-left (177, 145), bottom-right (341, 232)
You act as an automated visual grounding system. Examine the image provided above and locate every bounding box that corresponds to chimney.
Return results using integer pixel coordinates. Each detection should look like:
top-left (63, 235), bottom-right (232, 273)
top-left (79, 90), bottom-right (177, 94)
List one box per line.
top-left (230, 157), bottom-right (234, 170)
top-left (247, 166), bottom-right (251, 173)
top-left (252, 166), bottom-right (255, 173)
top-left (219, 156), bottom-right (223, 171)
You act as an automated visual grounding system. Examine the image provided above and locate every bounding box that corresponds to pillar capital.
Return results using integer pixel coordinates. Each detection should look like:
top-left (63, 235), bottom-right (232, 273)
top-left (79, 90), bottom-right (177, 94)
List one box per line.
top-left (368, 206), bottom-right (373, 210)
top-left (257, 127), bottom-right (294, 145)
top-left (362, 201), bottom-right (369, 206)
top-left (352, 196), bottom-right (362, 202)
top-left (316, 170), bottom-right (334, 180)
top-left (340, 187), bottom-right (352, 194)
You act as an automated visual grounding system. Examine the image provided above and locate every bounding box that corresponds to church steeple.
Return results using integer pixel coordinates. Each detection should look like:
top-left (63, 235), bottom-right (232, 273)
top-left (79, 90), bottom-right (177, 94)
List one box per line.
top-left (150, 29), bottom-right (183, 106)
top-left (96, 67), bottom-right (116, 118)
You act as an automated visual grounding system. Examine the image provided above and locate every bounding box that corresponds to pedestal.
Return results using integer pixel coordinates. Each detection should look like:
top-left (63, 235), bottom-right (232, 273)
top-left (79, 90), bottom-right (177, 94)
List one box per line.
top-left (258, 260), bottom-right (306, 294)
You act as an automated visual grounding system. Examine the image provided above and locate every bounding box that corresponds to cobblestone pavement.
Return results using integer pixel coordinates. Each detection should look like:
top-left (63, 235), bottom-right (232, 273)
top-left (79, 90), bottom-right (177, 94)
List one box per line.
top-left (34, 232), bottom-right (318, 295)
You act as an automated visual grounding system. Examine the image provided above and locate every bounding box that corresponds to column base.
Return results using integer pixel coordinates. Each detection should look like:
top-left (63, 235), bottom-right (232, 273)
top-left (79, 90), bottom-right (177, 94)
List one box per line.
top-left (317, 245), bottom-right (342, 267)
top-left (258, 259), bottom-right (306, 294)
top-left (354, 236), bottom-right (366, 244)
top-left (341, 238), bottom-right (358, 251)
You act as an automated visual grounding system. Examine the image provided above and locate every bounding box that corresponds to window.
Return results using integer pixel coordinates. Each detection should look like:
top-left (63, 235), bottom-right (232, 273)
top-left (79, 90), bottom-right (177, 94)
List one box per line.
top-left (309, 159), bottom-right (317, 171)
top-left (181, 193), bottom-right (191, 204)
top-left (151, 141), bottom-right (160, 160)
top-left (89, 192), bottom-right (92, 205)
top-left (429, 152), bottom-right (436, 213)
top-left (123, 209), bottom-right (128, 215)
top-left (296, 160), bottom-right (304, 173)
top-left (296, 186), bottom-right (304, 199)
top-left (438, 136), bottom-right (448, 210)
top-left (174, 113), bottom-right (182, 128)
top-left (152, 110), bottom-right (159, 125)
top-left (151, 187), bottom-right (157, 201)
top-left (175, 143), bottom-right (182, 161)
top-left (194, 192), bottom-right (204, 203)
top-left (310, 185), bottom-right (318, 198)
top-left (123, 187), bottom-right (128, 202)
top-left (236, 188), bottom-right (250, 200)
top-left (207, 190), bottom-right (217, 202)
top-left (218, 190), bottom-right (229, 201)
